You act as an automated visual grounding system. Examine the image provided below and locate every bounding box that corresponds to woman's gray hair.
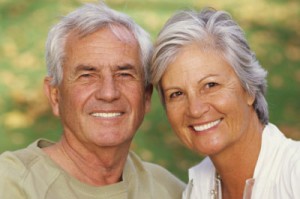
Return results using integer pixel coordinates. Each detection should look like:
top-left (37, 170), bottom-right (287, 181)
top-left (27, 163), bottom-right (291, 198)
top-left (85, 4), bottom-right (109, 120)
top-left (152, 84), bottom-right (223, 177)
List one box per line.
top-left (46, 1), bottom-right (152, 87)
top-left (151, 8), bottom-right (269, 124)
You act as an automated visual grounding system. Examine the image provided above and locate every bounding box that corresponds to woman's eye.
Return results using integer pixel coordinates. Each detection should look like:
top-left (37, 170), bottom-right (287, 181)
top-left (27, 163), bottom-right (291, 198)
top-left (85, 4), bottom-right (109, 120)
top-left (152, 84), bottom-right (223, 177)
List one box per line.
top-left (206, 82), bottom-right (218, 88)
top-left (201, 82), bottom-right (220, 93)
top-left (170, 91), bottom-right (183, 99)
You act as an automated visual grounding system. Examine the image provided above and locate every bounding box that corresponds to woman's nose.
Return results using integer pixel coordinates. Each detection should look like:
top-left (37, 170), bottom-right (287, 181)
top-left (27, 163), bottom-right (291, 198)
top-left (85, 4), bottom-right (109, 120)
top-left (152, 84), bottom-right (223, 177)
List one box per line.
top-left (187, 95), bottom-right (210, 118)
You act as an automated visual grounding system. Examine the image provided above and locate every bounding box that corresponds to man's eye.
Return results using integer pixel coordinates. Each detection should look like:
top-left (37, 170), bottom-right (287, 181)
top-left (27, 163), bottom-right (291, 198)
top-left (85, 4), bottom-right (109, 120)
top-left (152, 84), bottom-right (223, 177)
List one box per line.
top-left (116, 72), bottom-right (134, 79)
top-left (80, 73), bottom-right (92, 78)
top-left (120, 73), bottom-right (131, 77)
top-left (170, 91), bottom-right (183, 99)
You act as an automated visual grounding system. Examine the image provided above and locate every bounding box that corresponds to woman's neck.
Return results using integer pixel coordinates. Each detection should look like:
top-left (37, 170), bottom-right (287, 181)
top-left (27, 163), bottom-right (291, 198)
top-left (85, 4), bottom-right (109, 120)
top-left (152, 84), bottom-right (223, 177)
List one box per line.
top-left (211, 116), bottom-right (264, 199)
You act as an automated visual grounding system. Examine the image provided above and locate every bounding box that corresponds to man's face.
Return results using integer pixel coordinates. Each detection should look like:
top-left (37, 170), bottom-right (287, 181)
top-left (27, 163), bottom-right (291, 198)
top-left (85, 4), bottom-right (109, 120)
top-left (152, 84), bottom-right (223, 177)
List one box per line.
top-left (45, 27), bottom-right (151, 149)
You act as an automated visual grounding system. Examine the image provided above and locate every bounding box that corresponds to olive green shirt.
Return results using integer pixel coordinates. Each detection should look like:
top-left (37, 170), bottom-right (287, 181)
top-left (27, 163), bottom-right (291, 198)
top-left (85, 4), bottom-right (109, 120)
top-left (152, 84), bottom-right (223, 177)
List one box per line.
top-left (0, 139), bottom-right (185, 199)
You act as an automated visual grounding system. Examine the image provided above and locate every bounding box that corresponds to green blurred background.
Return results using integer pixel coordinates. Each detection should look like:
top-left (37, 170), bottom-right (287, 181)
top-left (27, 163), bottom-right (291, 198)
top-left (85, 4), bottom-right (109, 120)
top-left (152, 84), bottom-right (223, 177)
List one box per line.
top-left (0, 0), bottom-right (299, 182)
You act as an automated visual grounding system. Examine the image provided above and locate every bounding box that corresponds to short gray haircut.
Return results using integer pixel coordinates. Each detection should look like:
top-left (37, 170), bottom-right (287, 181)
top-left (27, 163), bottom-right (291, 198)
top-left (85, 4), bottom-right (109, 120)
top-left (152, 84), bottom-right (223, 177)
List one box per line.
top-left (46, 1), bottom-right (152, 87)
top-left (151, 8), bottom-right (269, 124)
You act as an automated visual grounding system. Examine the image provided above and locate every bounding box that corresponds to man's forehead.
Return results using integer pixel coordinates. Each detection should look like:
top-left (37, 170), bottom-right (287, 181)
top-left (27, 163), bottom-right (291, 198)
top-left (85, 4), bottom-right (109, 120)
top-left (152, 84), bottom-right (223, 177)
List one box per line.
top-left (69, 24), bottom-right (138, 46)
top-left (109, 24), bottom-right (138, 45)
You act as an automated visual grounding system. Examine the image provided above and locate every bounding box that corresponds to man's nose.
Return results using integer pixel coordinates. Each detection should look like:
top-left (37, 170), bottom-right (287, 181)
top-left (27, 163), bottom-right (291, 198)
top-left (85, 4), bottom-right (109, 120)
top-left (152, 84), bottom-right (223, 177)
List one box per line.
top-left (95, 76), bottom-right (121, 102)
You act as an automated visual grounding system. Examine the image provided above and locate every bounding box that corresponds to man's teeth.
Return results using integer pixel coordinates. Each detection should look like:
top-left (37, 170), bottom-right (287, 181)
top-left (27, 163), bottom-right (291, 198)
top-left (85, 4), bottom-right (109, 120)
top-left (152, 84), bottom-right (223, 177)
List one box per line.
top-left (91, 112), bottom-right (121, 118)
top-left (193, 119), bottom-right (221, 132)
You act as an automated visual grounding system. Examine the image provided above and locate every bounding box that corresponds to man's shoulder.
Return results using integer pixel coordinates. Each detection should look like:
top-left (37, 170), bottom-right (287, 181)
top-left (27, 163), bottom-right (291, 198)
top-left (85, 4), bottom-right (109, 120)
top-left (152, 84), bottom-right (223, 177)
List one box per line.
top-left (0, 139), bottom-right (55, 180)
top-left (126, 151), bottom-right (186, 198)
top-left (0, 140), bottom-right (46, 198)
top-left (128, 151), bottom-right (186, 187)
top-left (0, 139), bottom-right (65, 199)
top-left (128, 151), bottom-right (173, 175)
top-left (0, 141), bottom-right (39, 171)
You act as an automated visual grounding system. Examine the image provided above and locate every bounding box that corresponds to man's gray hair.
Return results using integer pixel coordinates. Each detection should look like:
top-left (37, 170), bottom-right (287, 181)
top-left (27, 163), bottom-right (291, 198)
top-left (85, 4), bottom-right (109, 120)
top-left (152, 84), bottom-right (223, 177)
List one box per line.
top-left (151, 8), bottom-right (269, 124)
top-left (46, 1), bottom-right (152, 87)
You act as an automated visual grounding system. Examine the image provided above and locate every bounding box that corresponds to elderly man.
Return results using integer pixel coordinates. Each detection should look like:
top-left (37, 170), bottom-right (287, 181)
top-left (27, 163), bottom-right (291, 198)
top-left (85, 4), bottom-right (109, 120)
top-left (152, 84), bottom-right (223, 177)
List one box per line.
top-left (0, 2), bottom-right (185, 198)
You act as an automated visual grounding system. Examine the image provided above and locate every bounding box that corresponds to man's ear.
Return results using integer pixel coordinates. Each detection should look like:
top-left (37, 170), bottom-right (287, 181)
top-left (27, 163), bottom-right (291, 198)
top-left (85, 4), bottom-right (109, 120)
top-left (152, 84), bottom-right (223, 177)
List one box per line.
top-left (44, 77), bottom-right (60, 117)
top-left (144, 84), bottom-right (153, 114)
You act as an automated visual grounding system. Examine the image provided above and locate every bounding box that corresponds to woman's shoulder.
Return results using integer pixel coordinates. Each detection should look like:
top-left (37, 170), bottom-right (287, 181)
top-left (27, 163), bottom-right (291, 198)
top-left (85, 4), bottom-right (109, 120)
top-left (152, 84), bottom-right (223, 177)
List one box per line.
top-left (265, 123), bottom-right (300, 174)
top-left (188, 157), bottom-right (215, 183)
top-left (190, 157), bottom-right (214, 172)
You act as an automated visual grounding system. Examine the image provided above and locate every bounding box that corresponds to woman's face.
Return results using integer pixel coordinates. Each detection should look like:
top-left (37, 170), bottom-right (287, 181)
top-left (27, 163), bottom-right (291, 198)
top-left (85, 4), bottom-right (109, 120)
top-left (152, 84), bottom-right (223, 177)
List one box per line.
top-left (161, 44), bottom-right (255, 156)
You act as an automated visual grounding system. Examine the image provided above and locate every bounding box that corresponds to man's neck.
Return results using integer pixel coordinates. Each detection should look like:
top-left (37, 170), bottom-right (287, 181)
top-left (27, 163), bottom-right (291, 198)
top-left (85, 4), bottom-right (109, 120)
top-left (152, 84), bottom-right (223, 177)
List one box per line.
top-left (43, 135), bottom-right (130, 186)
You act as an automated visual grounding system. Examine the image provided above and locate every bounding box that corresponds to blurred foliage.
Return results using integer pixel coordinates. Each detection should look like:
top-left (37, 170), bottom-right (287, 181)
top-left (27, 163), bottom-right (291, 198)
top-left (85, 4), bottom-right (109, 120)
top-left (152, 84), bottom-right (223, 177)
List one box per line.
top-left (0, 0), bottom-right (299, 182)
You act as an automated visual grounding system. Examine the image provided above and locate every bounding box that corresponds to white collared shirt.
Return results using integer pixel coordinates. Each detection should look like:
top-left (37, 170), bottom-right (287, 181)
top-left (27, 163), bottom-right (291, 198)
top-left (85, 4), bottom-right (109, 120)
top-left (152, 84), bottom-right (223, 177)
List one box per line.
top-left (183, 123), bottom-right (300, 199)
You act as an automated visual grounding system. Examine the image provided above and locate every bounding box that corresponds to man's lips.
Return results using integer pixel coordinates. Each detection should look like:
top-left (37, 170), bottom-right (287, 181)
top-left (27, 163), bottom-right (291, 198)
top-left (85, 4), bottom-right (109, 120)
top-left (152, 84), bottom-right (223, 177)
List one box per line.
top-left (90, 112), bottom-right (123, 118)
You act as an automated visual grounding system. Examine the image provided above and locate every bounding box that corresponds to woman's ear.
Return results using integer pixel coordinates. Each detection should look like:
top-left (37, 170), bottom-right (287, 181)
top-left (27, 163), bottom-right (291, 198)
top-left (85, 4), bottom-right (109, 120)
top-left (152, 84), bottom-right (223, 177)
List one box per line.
top-left (44, 77), bottom-right (60, 117)
top-left (247, 93), bottom-right (255, 106)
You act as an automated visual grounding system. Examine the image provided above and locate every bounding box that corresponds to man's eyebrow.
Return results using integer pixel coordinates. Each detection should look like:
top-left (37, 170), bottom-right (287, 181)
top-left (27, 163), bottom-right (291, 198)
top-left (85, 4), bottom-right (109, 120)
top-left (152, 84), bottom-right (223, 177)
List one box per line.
top-left (73, 64), bottom-right (139, 74)
top-left (75, 64), bottom-right (97, 72)
top-left (117, 64), bottom-right (135, 70)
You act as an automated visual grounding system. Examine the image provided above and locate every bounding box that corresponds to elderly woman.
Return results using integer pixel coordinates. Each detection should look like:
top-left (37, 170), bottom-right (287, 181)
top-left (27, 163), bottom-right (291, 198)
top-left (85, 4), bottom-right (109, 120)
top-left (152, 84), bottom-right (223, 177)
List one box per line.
top-left (151, 8), bottom-right (300, 199)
